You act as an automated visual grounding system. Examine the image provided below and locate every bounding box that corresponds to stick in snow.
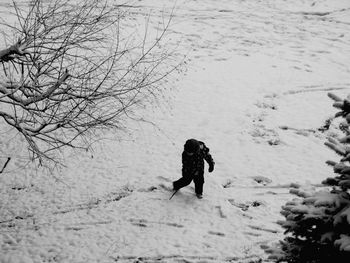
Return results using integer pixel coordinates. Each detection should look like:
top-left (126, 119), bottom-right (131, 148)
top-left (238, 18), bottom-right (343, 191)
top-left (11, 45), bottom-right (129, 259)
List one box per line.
top-left (169, 190), bottom-right (178, 200)
top-left (0, 157), bottom-right (11, 174)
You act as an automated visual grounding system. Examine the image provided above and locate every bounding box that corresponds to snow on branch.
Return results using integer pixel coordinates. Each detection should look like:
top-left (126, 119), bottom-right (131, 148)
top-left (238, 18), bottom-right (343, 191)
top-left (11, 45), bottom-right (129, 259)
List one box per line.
top-left (0, 0), bottom-right (179, 165)
top-left (265, 92), bottom-right (350, 262)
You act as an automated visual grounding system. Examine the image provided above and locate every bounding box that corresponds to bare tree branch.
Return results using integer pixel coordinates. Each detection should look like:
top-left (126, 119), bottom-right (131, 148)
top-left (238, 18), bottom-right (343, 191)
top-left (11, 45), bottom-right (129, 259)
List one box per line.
top-left (0, 0), bottom-right (179, 165)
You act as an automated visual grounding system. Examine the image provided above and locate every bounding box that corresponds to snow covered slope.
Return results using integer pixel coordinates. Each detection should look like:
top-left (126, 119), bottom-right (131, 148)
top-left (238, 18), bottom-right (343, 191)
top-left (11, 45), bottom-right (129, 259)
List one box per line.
top-left (1, 0), bottom-right (350, 262)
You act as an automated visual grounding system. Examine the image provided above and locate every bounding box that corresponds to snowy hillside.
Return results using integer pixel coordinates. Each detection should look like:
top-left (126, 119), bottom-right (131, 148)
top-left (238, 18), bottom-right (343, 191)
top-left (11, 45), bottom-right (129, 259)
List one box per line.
top-left (1, 0), bottom-right (350, 262)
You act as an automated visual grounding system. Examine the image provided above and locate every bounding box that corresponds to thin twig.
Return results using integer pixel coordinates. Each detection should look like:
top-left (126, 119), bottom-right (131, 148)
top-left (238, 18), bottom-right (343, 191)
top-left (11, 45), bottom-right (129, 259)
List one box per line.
top-left (0, 157), bottom-right (11, 173)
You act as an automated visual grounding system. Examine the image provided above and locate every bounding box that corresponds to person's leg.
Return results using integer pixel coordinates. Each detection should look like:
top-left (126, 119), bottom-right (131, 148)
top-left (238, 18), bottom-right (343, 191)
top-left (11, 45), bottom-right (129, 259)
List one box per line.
top-left (173, 176), bottom-right (192, 191)
top-left (193, 173), bottom-right (204, 195)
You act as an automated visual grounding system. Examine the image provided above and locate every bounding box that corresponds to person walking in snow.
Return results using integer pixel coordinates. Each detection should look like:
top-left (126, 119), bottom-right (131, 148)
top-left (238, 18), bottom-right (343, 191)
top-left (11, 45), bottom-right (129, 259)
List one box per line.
top-left (172, 139), bottom-right (215, 199)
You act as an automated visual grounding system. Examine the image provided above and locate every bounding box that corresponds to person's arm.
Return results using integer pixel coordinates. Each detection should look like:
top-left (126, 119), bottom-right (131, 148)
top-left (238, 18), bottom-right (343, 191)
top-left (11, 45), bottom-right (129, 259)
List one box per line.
top-left (201, 142), bottom-right (215, 172)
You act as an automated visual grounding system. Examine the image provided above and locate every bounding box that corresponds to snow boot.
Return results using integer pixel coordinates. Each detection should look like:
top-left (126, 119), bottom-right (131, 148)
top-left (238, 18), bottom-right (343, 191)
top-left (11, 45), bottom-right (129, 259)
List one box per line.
top-left (196, 194), bottom-right (203, 199)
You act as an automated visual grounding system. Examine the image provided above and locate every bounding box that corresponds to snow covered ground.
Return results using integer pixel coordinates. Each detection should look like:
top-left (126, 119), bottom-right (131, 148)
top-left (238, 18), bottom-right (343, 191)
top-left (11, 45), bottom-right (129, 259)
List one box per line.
top-left (1, 0), bottom-right (350, 262)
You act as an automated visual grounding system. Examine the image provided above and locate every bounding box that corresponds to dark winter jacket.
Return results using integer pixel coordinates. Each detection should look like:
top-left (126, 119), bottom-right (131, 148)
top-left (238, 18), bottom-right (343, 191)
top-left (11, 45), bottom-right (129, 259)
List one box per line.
top-left (182, 141), bottom-right (214, 177)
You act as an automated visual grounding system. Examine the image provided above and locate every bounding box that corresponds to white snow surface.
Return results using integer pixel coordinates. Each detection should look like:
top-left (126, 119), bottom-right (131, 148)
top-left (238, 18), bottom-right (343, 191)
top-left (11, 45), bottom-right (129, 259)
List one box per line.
top-left (1, 0), bottom-right (350, 262)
